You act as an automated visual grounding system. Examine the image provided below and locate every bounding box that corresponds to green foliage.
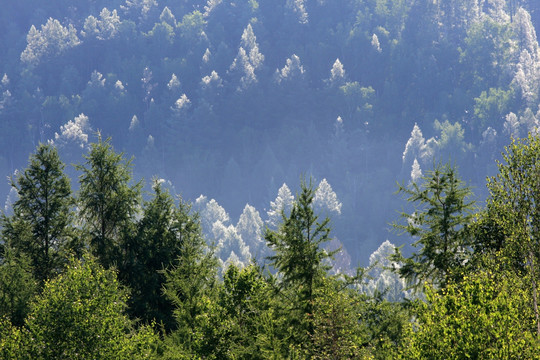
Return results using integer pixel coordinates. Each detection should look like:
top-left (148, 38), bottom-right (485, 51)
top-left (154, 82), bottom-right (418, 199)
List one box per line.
top-left (393, 163), bottom-right (475, 289)
top-left (214, 264), bottom-right (273, 359)
top-left (0, 316), bottom-right (26, 360)
top-left (1, 143), bottom-right (73, 282)
top-left (24, 254), bottom-right (158, 359)
top-left (433, 119), bottom-right (473, 162)
top-left (162, 222), bottom-right (219, 358)
top-left (310, 277), bottom-right (372, 360)
top-left (265, 179), bottom-right (336, 348)
top-left (0, 248), bottom-right (36, 327)
top-left (122, 179), bottom-right (203, 331)
top-left (401, 270), bottom-right (540, 359)
top-left (473, 87), bottom-right (515, 132)
top-left (76, 134), bottom-right (142, 269)
top-left (483, 134), bottom-right (540, 335)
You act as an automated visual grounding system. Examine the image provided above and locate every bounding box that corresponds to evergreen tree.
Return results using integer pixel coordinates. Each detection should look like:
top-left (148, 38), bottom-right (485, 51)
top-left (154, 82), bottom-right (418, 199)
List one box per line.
top-left (76, 135), bottom-right (142, 269)
top-left (265, 179), bottom-right (336, 353)
top-left (121, 179), bottom-right (201, 331)
top-left (1, 143), bottom-right (73, 282)
top-left (162, 215), bottom-right (219, 357)
top-left (392, 163), bottom-right (475, 290)
top-left (0, 247), bottom-right (36, 327)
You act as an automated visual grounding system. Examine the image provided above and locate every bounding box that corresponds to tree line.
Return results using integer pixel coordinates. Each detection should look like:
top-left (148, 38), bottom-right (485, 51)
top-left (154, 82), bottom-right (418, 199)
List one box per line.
top-left (2, 133), bottom-right (540, 358)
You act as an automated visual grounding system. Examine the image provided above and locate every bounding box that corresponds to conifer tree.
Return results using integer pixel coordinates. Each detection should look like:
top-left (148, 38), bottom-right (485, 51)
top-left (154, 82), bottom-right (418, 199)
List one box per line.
top-left (1, 143), bottom-right (73, 282)
top-left (122, 179), bottom-right (202, 331)
top-left (76, 135), bottom-right (141, 269)
top-left (392, 163), bottom-right (475, 290)
top-left (265, 179), bottom-right (336, 351)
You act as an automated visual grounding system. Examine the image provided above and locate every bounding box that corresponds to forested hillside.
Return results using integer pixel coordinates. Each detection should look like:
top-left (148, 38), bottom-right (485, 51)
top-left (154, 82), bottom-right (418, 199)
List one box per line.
top-left (1, 0), bottom-right (540, 264)
top-left (3, 1), bottom-right (540, 357)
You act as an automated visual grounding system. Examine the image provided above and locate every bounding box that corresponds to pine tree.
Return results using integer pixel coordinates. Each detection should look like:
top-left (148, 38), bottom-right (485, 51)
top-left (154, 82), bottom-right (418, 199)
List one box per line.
top-left (76, 135), bottom-right (142, 269)
top-left (1, 143), bottom-right (73, 282)
top-left (392, 163), bottom-right (475, 290)
top-left (121, 179), bottom-right (200, 331)
top-left (265, 179), bottom-right (336, 351)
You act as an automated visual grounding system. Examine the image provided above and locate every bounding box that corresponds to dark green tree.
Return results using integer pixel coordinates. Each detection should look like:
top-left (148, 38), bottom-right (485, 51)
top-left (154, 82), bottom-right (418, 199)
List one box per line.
top-left (1, 143), bottom-right (73, 282)
top-left (215, 264), bottom-right (274, 360)
top-left (0, 247), bottom-right (36, 327)
top-left (264, 179), bottom-right (336, 354)
top-left (121, 179), bottom-right (202, 331)
top-left (162, 215), bottom-right (219, 358)
top-left (76, 134), bottom-right (142, 269)
top-left (392, 163), bottom-right (475, 290)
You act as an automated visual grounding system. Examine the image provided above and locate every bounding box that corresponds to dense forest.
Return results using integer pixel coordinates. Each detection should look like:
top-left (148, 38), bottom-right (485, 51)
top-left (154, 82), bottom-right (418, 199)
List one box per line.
top-left (2, 0), bottom-right (540, 358)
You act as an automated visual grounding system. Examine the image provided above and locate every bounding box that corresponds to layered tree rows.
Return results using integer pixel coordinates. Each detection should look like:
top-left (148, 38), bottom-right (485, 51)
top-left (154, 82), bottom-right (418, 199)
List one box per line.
top-left (2, 134), bottom-right (540, 358)
top-left (2, 0), bottom-right (540, 261)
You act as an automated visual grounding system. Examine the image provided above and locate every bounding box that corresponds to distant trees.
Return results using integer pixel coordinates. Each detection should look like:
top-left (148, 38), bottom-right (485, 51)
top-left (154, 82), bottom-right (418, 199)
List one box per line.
top-left (21, 18), bottom-right (80, 66)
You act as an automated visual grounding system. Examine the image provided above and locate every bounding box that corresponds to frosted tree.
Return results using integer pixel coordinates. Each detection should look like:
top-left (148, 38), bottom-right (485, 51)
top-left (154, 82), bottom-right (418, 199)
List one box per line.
top-left (195, 196), bottom-right (230, 241)
top-left (371, 33), bottom-right (382, 52)
top-left (167, 74), bottom-right (181, 91)
top-left (159, 6), bottom-right (176, 26)
top-left (53, 113), bottom-right (92, 150)
top-left (266, 183), bottom-right (294, 229)
top-left (236, 204), bottom-right (265, 260)
top-left (171, 94), bottom-right (191, 117)
top-left (121, 0), bottom-right (158, 20)
top-left (200, 71), bottom-right (222, 91)
top-left (82, 8), bottom-right (121, 40)
top-left (203, 0), bottom-right (223, 17)
top-left (230, 24), bottom-right (264, 91)
top-left (328, 58), bottom-right (346, 86)
top-left (1, 73), bottom-right (9, 88)
top-left (286, 0), bottom-right (308, 24)
top-left (21, 18), bottom-right (80, 66)
top-left (511, 8), bottom-right (540, 107)
top-left (410, 158), bottom-right (422, 184)
top-left (212, 221), bottom-right (251, 269)
top-left (202, 48), bottom-right (211, 64)
top-left (4, 182), bottom-right (18, 215)
top-left (402, 123), bottom-right (437, 170)
top-left (503, 112), bottom-right (520, 138)
top-left (402, 123), bottom-right (425, 163)
top-left (513, 7), bottom-right (539, 56)
top-left (0, 74), bottom-right (12, 112)
top-left (363, 240), bottom-right (409, 301)
top-left (88, 70), bottom-right (106, 88)
top-left (274, 54), bottom-right (305, 84)
top-left (313, 178), bottom-right (342, 215)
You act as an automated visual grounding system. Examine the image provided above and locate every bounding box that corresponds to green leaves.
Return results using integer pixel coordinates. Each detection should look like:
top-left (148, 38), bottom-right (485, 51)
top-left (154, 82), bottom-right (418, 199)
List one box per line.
top-left (401, 270), bottom-right (540, 359)
top-left (24, 254), bottom-right (158, 360)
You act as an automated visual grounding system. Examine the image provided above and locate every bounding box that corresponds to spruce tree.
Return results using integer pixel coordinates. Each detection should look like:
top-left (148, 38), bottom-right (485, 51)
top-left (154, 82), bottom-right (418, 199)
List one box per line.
top-left (76, 135), bottom-right (141, 269)
top-left (392, 163), bottom-right (475, 290)
top-left (1, 143), bottom-right (73, 282)
top-left (264, 179), bottom-right (336, 351)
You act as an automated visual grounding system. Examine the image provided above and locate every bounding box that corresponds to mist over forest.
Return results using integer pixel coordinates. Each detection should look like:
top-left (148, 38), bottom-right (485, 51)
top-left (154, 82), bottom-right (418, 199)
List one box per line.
top-left (1, 0), bottom-right (540, 268)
